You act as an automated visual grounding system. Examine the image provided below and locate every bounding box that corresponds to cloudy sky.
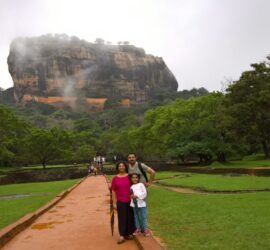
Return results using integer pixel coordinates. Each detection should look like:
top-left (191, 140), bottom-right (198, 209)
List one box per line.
top-left (0, 0), bottom-right (269, 91)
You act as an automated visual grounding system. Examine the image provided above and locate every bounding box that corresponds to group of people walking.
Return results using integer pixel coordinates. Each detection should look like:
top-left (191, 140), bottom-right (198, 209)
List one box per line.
top-left (87, 156), bottom-right (105, 175)
top-left (111, 153), bottom-right (156, 244)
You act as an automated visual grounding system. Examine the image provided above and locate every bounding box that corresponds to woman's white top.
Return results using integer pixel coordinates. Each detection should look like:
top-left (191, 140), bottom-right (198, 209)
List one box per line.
top-left (130, 183), bottom-right (147, 208)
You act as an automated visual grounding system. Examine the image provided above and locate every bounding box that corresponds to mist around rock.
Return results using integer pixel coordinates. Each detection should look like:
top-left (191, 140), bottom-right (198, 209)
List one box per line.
top-left (5, 34), bottom-right (178, 111)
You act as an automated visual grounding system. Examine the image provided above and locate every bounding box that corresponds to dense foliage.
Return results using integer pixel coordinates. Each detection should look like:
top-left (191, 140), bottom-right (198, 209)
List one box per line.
top-left (112, 93), bottom-right (244, 162)
top-left (0, 57), bottom-right (269, 167)
top-left (225, 58), bottom-right (270, 157)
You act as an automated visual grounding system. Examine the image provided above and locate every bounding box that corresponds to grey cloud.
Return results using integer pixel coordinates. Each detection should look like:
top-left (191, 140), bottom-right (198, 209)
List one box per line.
top-left (0, 0), bottom-right (270, 91)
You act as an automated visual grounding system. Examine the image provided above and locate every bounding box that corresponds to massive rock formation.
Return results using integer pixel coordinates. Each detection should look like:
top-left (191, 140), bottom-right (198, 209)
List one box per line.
top-left (7, 34), bottom-right (178, 110)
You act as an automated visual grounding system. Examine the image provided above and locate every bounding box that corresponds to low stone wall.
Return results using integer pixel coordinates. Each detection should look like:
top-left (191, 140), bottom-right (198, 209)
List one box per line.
top-left (0, 167), bottom-right (87, 185)
top-left (145, 162), bottom-right (270, 176)
top-left (175, 167), bottom-right (270, 176)
top-left (2, 163), bottom-right (269, 186)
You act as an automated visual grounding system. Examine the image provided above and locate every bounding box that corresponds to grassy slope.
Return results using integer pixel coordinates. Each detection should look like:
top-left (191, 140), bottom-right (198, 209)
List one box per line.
top-left (148, 186), bottom-right (270, 250)
top-left (0, 179), bottom-right (78, 229)
top-left (158, 173), bottom-right (270, 191)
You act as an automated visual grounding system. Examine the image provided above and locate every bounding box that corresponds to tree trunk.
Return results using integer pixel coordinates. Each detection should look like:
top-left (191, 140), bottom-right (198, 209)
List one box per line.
top-left (218, 152), bottom-right (226, 162)
top-left (42, 160), bottom-right (46, 169)
top-left (262, 140), bottom-right (269, 158)
top-left (180, 156), bottom-right (185, 163)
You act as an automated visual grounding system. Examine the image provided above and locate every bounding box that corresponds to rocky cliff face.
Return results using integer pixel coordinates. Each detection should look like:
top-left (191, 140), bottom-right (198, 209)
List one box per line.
top-left (7, 35), bottom-right (178, 110)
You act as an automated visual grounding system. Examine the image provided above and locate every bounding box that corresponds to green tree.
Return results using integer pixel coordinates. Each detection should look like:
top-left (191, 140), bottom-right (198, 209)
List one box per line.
top-left (129, 93), bottom-right (241, 162)
top-left (73, 118), bottom-right (101, 133)
top-left (225, 58), bottom-right (270, 158)
top-left (73, 144), bottom-right (96, 163)
top-left (0, 105), bottom-right (30, 166)
top-left (72, 118), bottom-right (102, 153)
top-left (26, 128), bottom-right (71, 168)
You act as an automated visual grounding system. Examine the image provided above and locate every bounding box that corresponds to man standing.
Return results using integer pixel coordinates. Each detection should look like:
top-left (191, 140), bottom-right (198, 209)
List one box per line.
top-left (127, 153), bottom-right (155, 187)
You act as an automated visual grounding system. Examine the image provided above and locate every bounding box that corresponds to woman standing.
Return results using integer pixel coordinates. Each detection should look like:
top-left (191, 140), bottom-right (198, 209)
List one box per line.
top-left (111, 161), bottom-right (135, 244)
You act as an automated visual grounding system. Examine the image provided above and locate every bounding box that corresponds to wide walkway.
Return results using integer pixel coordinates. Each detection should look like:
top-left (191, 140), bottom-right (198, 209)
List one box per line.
top-left (2, 176), bottom-right (138, 250)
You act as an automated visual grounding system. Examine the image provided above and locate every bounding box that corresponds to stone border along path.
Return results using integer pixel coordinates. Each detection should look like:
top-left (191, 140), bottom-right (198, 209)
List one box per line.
top-left (1, 176), bottom-right (140, 250)
top-left (0, 178), bottom-right (87, 248)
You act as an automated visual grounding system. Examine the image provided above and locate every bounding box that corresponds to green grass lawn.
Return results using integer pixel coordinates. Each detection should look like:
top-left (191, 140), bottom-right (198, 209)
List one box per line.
top-left (107, 171), bottom-right (182, 182)
top-left (210, 154), bottom-right (270, 168)
top-left (0, 179), bottom-right (78, 229)
top-left (106, 175), bottom-right (113, 181)
top-left (155, 171), bottom-right (185, 180)
top-left (106, 172), bottom-right (270, 191)
top-left (148, 186), bottom-right (270, 250)
top-left (158, 173), bottom-right (270, 191)
top-left (106, 172), bottom-right (181, 182)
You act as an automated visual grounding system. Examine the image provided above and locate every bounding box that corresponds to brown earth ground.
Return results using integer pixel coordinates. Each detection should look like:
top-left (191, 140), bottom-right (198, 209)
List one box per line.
top-left (2, 176), bottom-right (139, 250)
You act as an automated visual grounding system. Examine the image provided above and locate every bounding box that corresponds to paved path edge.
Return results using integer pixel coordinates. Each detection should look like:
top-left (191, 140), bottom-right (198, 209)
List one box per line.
top-left (0, 177), bottom-right (87, 248)
top-left (104, 174), bottom-right (166, 250)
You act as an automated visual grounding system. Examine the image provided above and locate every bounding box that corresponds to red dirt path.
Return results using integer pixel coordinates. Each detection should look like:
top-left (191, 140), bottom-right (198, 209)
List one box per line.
top-left (2, 176), bottom-right (139, 250)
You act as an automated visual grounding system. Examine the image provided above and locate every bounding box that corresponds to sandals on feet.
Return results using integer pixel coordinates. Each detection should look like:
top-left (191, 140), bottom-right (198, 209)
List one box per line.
top-left (144, 229), bottom-right (151, 237)
top-left (117, 238), bottom-right (125, 244)
top-left (125, 235), bottom-right (134, 240)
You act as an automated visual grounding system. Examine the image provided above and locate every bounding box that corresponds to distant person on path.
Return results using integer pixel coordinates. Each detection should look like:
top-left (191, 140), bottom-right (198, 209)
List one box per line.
top-left (111, 161), bottom-right (135, 244)
top-left (91, 163), bottom-right (97, 176)
top-left (87, 163), bottom-right (92, 175)
top-left (130, 173), bottom-right (150, 237)
top-left (127, 153), bottom-right (156, 186)
top-left (87, 163), bottom-right (94, 175)
top-left (92, 164), bottom-right (97, 176)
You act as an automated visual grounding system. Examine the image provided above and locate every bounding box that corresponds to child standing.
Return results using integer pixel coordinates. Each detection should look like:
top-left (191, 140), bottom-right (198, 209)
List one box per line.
top-left (130, 173), bottom-right (151, 237)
